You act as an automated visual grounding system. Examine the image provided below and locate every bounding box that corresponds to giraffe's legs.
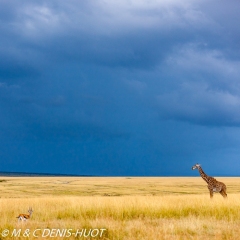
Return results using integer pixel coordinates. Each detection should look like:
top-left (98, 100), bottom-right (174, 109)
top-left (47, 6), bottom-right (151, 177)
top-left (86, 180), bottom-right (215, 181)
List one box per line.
top-left (220, 189), bottom-right (227, 198)
top-left (209, 191), bottom-right (213, 198)
top-left (208, 186), bottom-right (213, 198)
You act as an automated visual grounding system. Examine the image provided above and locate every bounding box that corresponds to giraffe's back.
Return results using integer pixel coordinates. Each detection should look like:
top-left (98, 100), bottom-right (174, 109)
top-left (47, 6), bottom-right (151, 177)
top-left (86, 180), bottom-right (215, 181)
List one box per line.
top-left (209, 177), bottom-right (226, 192)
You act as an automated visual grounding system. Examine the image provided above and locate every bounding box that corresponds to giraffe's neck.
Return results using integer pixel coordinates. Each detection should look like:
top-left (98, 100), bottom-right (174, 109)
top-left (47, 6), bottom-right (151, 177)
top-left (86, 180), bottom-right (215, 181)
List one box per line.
top-left (198, 166), bottom-right (210, 183)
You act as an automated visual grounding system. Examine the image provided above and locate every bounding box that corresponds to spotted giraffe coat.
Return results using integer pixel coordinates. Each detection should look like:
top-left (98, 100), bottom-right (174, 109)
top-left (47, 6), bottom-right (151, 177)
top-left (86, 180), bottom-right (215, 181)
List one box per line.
top-left (192, 164), bottom-right (227, 198)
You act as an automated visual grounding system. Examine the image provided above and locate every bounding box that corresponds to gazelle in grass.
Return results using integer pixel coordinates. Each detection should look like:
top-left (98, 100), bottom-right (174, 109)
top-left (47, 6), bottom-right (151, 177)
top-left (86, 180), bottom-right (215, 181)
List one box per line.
top-left (17, 207), bottom-right (33, 221)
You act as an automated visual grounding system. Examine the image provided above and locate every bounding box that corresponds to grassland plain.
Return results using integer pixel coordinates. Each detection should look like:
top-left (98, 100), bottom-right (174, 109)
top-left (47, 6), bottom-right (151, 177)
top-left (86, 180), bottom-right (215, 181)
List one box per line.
top-left (0, 177), bottom-right (240, 239)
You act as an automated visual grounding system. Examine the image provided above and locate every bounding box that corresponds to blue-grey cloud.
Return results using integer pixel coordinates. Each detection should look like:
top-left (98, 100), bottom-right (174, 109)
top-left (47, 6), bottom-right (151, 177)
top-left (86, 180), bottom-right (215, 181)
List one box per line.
top-left (0, 0), bottom-right (217, 70)
top-left (155, 44), bottom-right (240, 126)
top-left (1, 0), bottom-right (240, 175)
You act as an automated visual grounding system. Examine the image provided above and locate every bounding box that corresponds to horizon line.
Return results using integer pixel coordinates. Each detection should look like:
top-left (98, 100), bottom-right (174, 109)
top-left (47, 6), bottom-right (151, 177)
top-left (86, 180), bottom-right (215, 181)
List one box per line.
top-left (0, 171), bottom-right (239, 177)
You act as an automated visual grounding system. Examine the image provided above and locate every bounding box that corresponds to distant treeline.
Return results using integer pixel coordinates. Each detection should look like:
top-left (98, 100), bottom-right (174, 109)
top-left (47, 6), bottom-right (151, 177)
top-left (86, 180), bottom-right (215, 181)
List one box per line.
top-left (0, 171), bottom-right (91, 177)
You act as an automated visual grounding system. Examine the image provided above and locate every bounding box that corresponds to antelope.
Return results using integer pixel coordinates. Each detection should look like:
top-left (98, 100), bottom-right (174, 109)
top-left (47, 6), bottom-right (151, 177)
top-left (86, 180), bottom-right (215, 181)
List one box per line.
top-left (17, 207), bottom-right (33, 221)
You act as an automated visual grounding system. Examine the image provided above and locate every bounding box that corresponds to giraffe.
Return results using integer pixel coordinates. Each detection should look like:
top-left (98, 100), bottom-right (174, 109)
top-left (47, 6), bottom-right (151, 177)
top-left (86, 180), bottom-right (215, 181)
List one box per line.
top-left (191, 163), bottom-right (227, 198)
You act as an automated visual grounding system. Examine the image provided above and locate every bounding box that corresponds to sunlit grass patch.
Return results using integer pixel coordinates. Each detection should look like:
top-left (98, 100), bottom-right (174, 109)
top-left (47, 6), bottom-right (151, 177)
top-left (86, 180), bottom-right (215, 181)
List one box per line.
top-left (0, 177), bottom-right (240, 239)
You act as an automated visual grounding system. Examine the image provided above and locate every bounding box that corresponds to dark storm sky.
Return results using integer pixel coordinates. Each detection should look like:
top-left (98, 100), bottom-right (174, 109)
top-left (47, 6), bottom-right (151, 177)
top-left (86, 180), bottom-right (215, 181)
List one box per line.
top-left (1, 0), bottom-right (240, 176)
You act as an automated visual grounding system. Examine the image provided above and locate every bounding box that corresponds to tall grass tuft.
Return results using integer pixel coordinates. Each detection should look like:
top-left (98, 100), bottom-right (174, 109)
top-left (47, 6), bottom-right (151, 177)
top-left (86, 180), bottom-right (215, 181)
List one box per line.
top-left (1, 195), bottom-right (240, 239)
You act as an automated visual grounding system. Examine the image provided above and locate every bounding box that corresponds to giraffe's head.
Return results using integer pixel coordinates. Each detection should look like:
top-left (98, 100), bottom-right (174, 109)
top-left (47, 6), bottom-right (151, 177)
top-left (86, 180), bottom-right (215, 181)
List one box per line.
top-left (192, 163), bottom-right (201, 170)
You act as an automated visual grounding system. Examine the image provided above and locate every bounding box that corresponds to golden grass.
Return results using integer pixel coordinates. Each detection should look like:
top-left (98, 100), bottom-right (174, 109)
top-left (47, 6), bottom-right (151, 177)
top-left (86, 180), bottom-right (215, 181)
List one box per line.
top-left (1, 177), bottom-right (240, 197)
top-left (0, 177), bottom-right (240, 239)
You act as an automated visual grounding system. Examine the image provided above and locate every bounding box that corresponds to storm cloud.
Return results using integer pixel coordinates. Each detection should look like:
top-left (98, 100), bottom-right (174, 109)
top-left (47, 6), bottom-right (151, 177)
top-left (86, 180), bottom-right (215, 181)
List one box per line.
top-left (1, 0), bottom-right (240, 175)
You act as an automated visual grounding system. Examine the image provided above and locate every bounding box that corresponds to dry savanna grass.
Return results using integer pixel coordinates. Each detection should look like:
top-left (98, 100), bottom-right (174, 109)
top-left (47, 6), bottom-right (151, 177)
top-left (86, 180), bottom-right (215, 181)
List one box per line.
top-left (0, 177), bottom-right (240, 239)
